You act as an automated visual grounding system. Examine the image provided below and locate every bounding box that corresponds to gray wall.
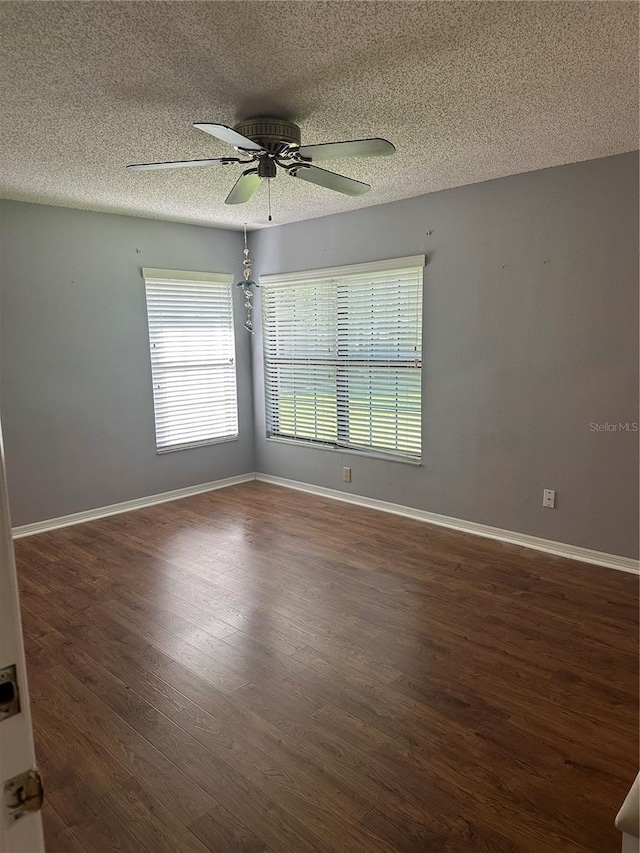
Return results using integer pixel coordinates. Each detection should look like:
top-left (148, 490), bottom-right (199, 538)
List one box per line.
top-left (2, 154), bottom-right (638, 556)
top-left (250, 153), bottom-right (639, 559)
top-left (0, 200), bottom-right (255, 526)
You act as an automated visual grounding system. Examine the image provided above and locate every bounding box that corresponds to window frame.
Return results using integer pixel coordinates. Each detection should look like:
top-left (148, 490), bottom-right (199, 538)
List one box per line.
top-left (143, 267), bottom-right (239, 454)
top-left (260, 255), bottom-right (424, 463)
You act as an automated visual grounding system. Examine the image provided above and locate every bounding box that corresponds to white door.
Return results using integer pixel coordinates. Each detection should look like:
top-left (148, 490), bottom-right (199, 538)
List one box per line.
top-left (0, 421), bottom-right (44, 852)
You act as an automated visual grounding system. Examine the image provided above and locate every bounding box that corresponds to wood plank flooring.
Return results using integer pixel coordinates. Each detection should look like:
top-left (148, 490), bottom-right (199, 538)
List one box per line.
top-left (15, 481), bottom-right (639, 852)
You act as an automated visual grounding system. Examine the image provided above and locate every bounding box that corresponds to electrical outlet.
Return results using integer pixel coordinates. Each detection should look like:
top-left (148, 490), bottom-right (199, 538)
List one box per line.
top-left (343, 467), bottom-right (352, 483)
top-left (543, 489), bottom-right (556, 509)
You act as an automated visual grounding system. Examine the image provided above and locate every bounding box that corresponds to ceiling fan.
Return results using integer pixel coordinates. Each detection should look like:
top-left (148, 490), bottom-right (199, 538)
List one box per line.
top-left (127, 117), bottom-right (395, 205)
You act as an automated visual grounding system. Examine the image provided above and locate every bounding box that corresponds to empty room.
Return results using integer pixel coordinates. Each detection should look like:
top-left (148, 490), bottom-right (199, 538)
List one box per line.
top-left (0, 2), bottom-right (638, 852)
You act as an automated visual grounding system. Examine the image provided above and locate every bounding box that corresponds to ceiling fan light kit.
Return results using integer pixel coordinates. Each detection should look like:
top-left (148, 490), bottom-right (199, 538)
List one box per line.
top-left (127, 116), bottom-right (396, 219)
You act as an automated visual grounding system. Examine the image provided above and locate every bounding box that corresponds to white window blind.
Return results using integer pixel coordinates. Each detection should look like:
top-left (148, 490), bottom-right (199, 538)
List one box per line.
top-left (262, 256), bottom-right (423, 460)
top-left (143, 268), bottom-right (238, 453)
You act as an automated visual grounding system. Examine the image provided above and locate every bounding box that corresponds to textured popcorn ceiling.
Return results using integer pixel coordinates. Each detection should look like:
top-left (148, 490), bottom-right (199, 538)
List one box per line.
top-left (0, 1), bottom-right (637, 230)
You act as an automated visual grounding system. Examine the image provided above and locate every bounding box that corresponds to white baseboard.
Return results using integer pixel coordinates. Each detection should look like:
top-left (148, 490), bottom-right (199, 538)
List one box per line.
top-left (12, 470), bottom-right (638, 574)
top-left (11, 473), bottom-right (257, 538)
top-left (255, 473), bottom-right (639, 575)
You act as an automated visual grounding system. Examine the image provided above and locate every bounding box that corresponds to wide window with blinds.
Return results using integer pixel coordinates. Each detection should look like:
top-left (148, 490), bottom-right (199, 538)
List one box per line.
top-left (261, 256), bottom-right (423, 461)
top-left (143, 268), bottom-right (238, 453)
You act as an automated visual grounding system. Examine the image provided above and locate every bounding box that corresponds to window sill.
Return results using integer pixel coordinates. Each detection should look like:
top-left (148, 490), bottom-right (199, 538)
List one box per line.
top-left (157, 435), bottom-right (239, 454)
top-left (265, 436), bottom-right (422, 467)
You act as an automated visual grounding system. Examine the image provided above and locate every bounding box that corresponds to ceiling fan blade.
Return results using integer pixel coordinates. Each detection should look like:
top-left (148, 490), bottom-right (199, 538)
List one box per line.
top-left (194, 123), bottom-right (265, 152)
top-left (290, 164), bottom-right (370, 196)
top-left (127, 157), bottom-right (241, 171)
top-left (297, 138), bottom-right (395, 162)
top-left (225, 169), bottom-right (262, 205)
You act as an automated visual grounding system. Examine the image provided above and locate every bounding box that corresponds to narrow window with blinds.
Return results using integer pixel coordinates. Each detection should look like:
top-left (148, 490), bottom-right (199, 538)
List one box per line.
top-left (143, 268), bottom-right (238, 453)
top-left (261, 256), bottom-right (423, 461)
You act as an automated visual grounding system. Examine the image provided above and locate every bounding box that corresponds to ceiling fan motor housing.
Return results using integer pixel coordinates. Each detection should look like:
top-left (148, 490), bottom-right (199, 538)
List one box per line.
top-left (234, 118), bottom-right (301, 153)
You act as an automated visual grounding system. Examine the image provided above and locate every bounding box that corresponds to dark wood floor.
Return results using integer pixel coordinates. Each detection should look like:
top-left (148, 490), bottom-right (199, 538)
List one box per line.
top-left (14, 481), bottom-right (638, 853)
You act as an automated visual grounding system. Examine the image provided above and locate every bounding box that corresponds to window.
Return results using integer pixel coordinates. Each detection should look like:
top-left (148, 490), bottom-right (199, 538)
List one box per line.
top-left (143, 268), bottom-right (238, 453)
top-left (261, 256), bottom-right (423, 461)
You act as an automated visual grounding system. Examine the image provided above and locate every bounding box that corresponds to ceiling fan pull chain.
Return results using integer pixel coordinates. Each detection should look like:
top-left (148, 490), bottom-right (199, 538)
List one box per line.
top-left (268, 178), bottom-right (272, 222)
